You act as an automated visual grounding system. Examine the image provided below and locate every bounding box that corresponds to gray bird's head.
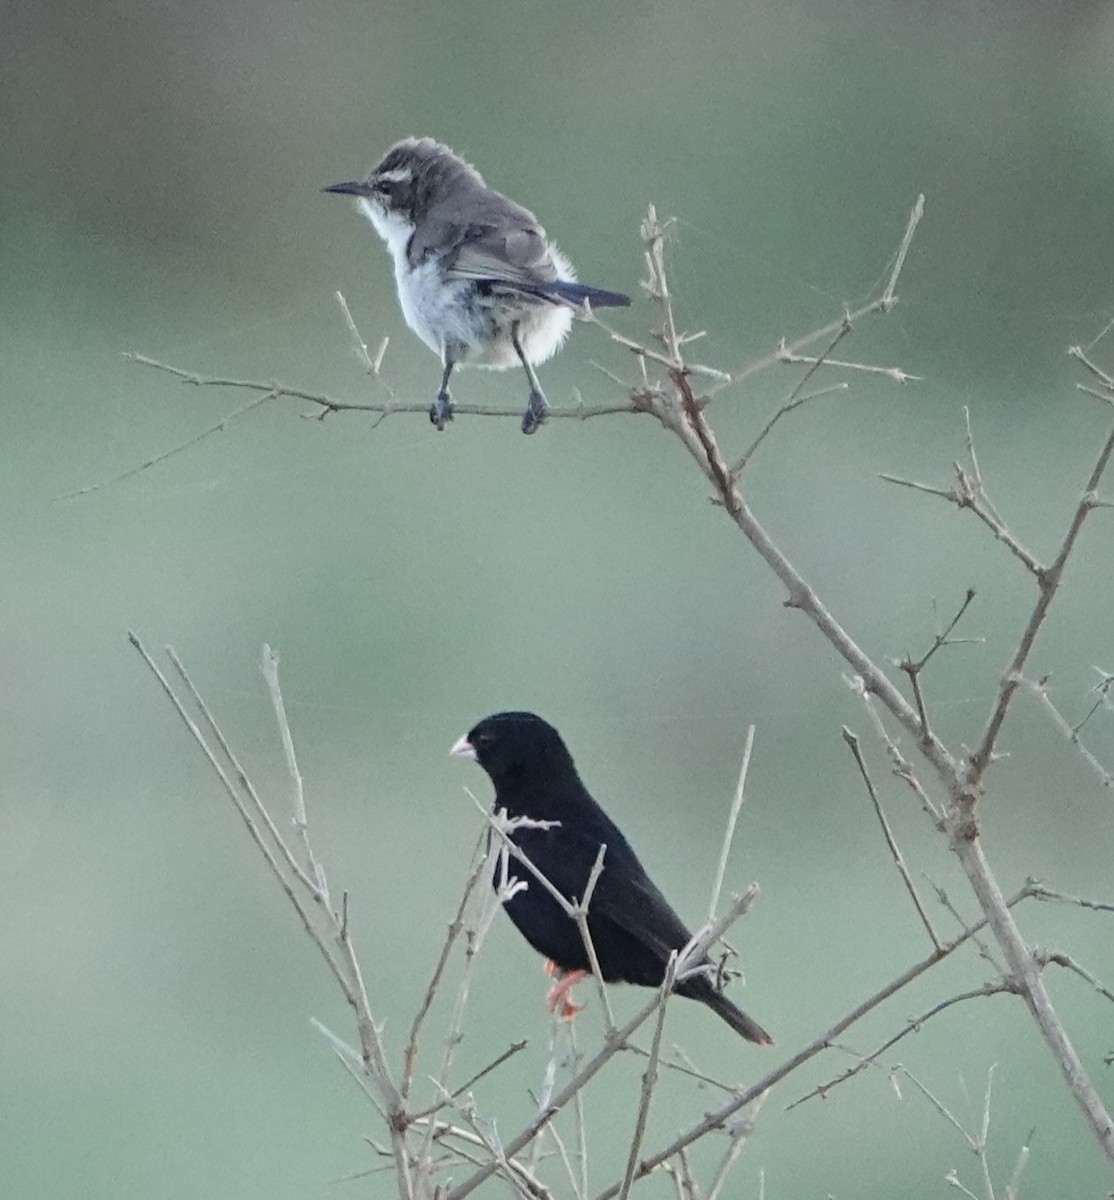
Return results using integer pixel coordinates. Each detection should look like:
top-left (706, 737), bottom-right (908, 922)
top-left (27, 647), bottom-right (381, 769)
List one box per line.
top-left (324, 137), bottom-right (486, 252)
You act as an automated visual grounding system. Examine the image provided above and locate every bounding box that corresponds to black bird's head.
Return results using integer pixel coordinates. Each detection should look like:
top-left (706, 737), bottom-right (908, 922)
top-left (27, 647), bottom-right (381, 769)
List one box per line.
top-left (451, 711), bottom-right (576, 802)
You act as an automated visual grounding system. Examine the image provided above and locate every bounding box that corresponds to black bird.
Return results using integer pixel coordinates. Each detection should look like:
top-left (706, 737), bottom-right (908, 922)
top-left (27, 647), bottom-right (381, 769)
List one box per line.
top-left (450, 711), bottom-right (773, 1045)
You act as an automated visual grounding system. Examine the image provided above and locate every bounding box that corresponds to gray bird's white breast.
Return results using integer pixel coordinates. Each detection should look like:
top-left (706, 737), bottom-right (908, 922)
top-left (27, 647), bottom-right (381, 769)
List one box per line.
top-left (357, 196), bottom-right (574, 369)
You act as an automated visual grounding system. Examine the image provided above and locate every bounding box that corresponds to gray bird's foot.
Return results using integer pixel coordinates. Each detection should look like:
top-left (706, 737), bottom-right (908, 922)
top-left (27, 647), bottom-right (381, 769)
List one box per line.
top-left (520, 389), bottom-right (549, 435)
top-left (429, 389), bottom-right (454, 431)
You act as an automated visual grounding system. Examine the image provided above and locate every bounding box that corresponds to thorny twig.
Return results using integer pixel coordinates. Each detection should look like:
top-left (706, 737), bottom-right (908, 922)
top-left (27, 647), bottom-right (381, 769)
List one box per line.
top-left (1018, 674), bottom-right (1113, 788)
top-left (786, 981), bottom-right (1016, 1110)
top-left (896, 588), bottom-right (982, 747)
top-left (880, 410), bottom-right (1044, 578)
top-left (843, 727), bottom-right (942, 950)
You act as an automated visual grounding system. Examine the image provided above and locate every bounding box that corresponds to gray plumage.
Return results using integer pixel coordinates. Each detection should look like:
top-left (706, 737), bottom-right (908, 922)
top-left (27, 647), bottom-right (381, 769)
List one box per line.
top-left (325, 138), bottom-right (629, 433)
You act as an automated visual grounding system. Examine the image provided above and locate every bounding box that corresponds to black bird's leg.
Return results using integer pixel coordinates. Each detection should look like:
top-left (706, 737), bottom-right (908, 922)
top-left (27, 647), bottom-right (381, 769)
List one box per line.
top-left (544, 960), bottom-right (588, 1019)
top-left (430, 355), bottom-right (455, 430)
top-left (512, 323), bottom-right (548, 435)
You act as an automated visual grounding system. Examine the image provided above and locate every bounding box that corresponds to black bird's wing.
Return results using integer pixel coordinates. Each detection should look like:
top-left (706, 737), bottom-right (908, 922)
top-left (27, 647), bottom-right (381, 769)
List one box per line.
top-left (502, 812), bottom-right (697, 989)
top-left (587, 855), bottom-right (700, 987)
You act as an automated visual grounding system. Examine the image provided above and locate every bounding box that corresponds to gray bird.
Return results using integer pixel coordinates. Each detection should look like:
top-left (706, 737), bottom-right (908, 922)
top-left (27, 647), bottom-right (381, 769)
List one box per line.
top-left (325, 138), bottom-right (630, 434)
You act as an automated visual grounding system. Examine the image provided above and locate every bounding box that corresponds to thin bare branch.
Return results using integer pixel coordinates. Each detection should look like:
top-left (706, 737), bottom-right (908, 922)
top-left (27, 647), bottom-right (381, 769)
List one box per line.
top-left (950, 837), bottom-right (1114, 1165)
top-left (403, 831), bottom-right (489, 1100)
top-left (542, 1118), bottom-right (586, 1200)
top-left (124, 352), bottom-right (637, 422)
top-left (713, 192), bottom-right (925, 396)
top-left (883, 194), bottom-right (926, 308)
top-left (418, 814), bottom-right (519, 1166)
top-left (1005, 1130), bottom-right (1033, 1200)
top-left (335, 290), bottom-right (378, 373)
top-left (622, 1043), bottom-right (738, 1094)
top-left (1078, 383), bottom-right (1114, 407)
top-left (572, 844), bottom-right (618, 1030)
top-left (675, 1148), bottom-right (700, 1200)
top-left (964, 418), bottom-right (1114, 790)
top-left (1072, 667), bottom-right (1114, 735)
top-left (1069, 343), bottom-right (1114, 389)
top-left (945, 1170), bottom-right (981, 1200)
top-left (707, 725), bottom-right (755, 922)
top-left (261, 645), bottom-right (328, 896)
top-left (1037, 950), bottom-right (1114, 1006)
top-left (445, 990), bottom-right (699, 1200)
top-left (881, 456), bottom-right (1044, 579)
top-left (902, 588), bottom-right (981, 676)
top-left (730, 381), bottom-right (849, 475)
top-left (54, 385), bottom-right (280, 500)
top-left (163, 645), bottom-right (324, 901)
top-left (850, 681), bottom-right (943, 825)
top-left (978, 1066), bottom-right (997, 1200)
top-left (129, 635), bottom-right (348, 993)
top-left (705, 1091), bottom-right (767, 1200)
top-left (470, 802), bottom-right (569, 909)
top-left (786, 981), bottom-right (1013, 1110)
top-left (1027, 884), bottom-right (1114, 915)
top-left (775, 347), bottom-right (919, 382)
top-left (133, 634), bottom-right (415, 1198)
top-left (571, 1023), bottom-right (589, 1200)
top-left (878, 472), bottom-right (958, 501)
top-left (926, 877), bottom-right (1002, 972)
top-left (1081, 317), bottom-right (1114, 357)
top-left (411, 1040), bottom-right (530, 1122)
top-left (905, 1068), bottom-right (978, 1149)
top-left (730, 320), bottom-right (853, 473)
top-left (842, 727), bottom-right (942, 950)
top-left (617, 953), bottom-right (678, 1200)
top-left (1018, 674), bottom-right (1113, 788)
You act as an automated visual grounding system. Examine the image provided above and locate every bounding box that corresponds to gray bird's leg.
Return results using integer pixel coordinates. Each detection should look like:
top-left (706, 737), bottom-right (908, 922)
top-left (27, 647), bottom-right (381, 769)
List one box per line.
top-left (512, 323), bottom-right (548, 435)
top-left (430, 354), bottom-right (455, 430)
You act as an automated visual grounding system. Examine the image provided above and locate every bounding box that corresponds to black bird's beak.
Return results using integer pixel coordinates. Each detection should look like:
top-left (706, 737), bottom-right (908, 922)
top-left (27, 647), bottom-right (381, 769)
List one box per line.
top-left (449, 734), bottom-right (476, 760)
top-left (323, 180), bottom-right (373, 197)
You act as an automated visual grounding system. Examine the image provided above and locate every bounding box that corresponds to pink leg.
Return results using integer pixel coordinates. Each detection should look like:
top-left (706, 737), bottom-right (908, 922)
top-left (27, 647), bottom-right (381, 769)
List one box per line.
top-left (543, 961), bottom-right (589, 1019)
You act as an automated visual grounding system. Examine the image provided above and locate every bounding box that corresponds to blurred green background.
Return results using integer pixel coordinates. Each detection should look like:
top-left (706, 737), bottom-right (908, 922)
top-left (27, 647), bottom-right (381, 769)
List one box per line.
top-left (4, 1), bottom-right (1113, 1196)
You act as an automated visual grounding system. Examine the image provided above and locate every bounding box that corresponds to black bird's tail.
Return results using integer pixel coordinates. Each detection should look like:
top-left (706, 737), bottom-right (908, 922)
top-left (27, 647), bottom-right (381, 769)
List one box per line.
top-left (685, 977), bottom-right (774, 1045)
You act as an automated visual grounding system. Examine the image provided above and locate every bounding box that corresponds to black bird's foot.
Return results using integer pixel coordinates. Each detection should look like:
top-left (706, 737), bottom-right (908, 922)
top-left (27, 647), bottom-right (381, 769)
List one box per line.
top-left (429, 389), bottom-right (454, 431)
top-left (520, 389), bottom-right (549, 435)
top-left (544, 960), bottom-right (587, 1020)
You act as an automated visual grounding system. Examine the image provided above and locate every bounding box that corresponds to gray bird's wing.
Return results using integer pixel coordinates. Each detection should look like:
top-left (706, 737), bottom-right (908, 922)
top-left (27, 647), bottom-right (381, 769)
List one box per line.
top-left (446, 221), bottom-right (560, 290)
top-left (408, 187), bottom-right (561, 291)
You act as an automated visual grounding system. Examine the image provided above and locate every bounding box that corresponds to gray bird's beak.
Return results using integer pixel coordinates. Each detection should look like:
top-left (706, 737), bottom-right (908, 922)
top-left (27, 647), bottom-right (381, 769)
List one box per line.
top-left (449, 734), bottom-right (476, 760)
top-left (323, 180), bottom-right (373, 196)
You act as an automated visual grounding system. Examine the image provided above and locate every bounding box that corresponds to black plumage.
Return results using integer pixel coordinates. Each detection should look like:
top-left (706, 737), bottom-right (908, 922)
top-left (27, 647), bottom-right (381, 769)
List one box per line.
top-left (450, 711), bottom-right (773, 1045)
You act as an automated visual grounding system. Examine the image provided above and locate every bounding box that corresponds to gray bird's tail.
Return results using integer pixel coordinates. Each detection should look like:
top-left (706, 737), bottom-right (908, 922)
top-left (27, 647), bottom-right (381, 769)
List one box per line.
top-left (530, 280), bottom-right (631, 308)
